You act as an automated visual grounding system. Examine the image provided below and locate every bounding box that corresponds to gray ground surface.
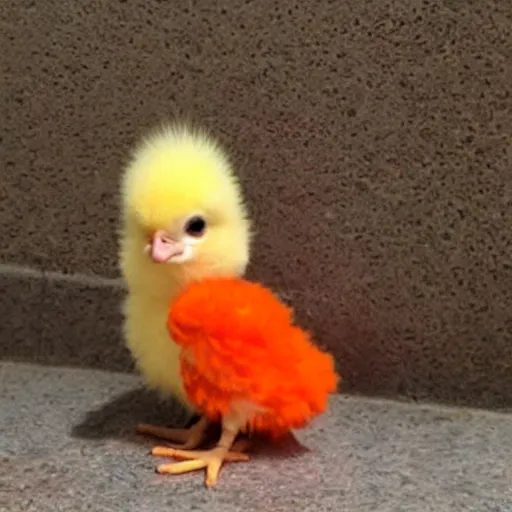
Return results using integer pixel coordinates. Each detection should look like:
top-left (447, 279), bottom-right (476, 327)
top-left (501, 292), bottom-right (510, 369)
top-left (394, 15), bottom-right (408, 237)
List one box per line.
top-left (1, 361), bottom-right (511, 512)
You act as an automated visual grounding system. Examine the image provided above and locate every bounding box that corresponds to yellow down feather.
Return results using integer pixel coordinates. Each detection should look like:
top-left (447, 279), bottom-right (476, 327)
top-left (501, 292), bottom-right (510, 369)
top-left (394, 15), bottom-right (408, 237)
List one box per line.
top-left (118, 123), bottom-right (251, 410)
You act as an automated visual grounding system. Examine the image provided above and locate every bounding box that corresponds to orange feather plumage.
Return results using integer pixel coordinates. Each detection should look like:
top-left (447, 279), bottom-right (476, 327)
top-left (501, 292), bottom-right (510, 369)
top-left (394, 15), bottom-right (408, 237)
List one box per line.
top-left (167, 277), bottom-right (339, 439)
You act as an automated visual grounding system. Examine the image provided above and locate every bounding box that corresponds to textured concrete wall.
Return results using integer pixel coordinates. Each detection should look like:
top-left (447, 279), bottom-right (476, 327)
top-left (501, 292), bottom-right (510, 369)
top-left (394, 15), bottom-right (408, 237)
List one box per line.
top-left (2, 0), bottom-right (512, 409)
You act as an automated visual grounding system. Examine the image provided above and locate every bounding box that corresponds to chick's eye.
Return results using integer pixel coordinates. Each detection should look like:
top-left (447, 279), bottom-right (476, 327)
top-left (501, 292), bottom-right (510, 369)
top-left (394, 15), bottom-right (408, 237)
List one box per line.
top-left (184, 216), bottom-right (207, 237)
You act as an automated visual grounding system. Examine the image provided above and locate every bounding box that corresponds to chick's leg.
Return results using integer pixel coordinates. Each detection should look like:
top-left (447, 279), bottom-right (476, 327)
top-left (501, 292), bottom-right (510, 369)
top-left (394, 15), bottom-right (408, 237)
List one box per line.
top-left (154, 413), bottom-right (248, 487)
top-left (137, 416), bottom-right (209, 449)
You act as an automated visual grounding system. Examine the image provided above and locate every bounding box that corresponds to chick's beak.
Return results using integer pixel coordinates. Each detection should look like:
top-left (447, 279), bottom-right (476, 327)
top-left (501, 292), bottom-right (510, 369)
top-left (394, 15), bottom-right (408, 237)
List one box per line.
top-left (149, 230), bottom-right (185, 263)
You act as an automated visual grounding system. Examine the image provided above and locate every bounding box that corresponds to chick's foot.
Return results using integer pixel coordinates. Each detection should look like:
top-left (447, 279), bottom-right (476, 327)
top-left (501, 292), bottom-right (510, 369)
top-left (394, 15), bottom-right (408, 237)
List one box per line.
top-left (137, 416), bottom-right (209, 449)
top-left (231, 437), bottom-right (253, 454)
top-left (153, 446), bottom-right (249, 487)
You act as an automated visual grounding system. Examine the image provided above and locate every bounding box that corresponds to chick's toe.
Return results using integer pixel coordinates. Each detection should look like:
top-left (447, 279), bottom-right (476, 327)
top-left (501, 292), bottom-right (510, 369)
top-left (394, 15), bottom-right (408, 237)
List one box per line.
top-left (137, 417), bottom-right (209, 449)
top-left (155, 446), bottom-right (250, 487)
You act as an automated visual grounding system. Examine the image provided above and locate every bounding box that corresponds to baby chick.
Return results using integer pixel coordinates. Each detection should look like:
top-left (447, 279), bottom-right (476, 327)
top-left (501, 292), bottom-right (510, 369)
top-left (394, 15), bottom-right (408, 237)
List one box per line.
top-left (152, 276), bottom-right (339, 487)
top-left (118, 123), bottom-right (251, 444)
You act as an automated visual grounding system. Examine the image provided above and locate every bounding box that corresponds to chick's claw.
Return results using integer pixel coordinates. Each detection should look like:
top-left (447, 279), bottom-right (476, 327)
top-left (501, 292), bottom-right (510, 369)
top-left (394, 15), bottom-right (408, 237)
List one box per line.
top-left (154, 447), bottom-right (250, 487)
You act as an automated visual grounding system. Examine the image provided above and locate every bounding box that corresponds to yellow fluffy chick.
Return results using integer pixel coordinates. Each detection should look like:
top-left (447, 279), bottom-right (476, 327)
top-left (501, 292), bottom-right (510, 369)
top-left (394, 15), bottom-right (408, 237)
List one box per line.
top-left (118, 123), bottom-right (251, 443)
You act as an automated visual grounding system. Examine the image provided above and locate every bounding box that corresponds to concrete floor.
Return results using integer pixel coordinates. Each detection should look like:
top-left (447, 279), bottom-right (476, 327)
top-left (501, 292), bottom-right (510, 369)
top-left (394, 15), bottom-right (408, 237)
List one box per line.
top-left (1, 362), bottom-right (511, 512)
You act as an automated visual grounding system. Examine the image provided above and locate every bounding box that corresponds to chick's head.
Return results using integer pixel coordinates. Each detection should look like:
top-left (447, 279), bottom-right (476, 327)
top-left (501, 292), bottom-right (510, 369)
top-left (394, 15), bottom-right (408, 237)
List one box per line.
top-left (122, 125), bottom-right (251, 283)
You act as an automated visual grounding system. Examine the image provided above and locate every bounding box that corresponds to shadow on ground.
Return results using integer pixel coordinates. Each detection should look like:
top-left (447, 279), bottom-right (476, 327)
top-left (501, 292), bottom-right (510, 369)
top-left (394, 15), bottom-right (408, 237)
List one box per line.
top-left (70, 387), bottom-right (310, 459)
top-left (70, 387), bottom-right (191, 439)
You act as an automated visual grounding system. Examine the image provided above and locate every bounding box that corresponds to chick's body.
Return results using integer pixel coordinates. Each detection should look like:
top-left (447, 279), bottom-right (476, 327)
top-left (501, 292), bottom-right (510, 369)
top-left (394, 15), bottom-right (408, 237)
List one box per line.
top-left (169, 277), bottom-right (339, 438)
top-left (119, 125), bottom-right (251, 411)
top-left (123, 288), bottom-right (184, 400)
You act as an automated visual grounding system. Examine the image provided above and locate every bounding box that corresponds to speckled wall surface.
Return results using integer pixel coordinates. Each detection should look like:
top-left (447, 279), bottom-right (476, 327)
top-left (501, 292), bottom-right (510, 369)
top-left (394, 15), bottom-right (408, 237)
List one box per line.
top-left (2, 0), bottom-right (512, 409)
